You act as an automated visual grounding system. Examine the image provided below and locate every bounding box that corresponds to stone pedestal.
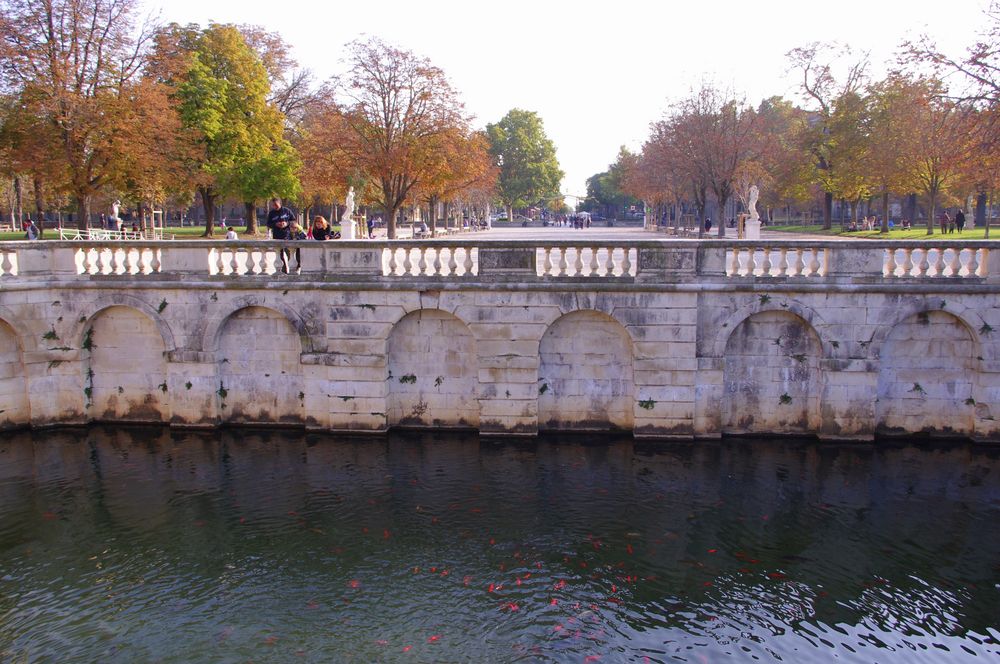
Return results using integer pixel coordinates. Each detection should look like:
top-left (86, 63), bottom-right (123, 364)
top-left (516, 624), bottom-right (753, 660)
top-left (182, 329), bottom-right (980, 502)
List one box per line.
top-left (744, 219), bottom-right (761, 240)
top-left (341, 217), bottom-right (357, 240)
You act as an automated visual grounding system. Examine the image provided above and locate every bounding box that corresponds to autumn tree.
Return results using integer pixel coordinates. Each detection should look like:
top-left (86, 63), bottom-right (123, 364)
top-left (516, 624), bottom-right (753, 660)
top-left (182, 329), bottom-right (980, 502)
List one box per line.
top-left (787, 42), bottom-right (869, 229)
top-left (486, 109), bottom-right (564, 222)
top-left (417, 128), bottom-right (496, 233)
top-left (0, 0), bottom-right (157, 229)
top-left (339, 38), bottom-right (466, 239)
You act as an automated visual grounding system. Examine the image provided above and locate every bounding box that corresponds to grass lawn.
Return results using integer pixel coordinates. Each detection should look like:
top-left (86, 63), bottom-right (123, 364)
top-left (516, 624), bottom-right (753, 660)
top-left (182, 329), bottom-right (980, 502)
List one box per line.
top-left (766, 224), bottom-right (998, 240)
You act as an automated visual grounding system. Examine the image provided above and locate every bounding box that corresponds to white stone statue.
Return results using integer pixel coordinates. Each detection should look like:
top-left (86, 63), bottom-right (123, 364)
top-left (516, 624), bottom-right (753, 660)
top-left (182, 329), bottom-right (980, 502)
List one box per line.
top-left (344, 186), bottom-right (355, 221)
top-left (744, 185), bottom-right (762, 240)
top-left (748, 185), bottom-right (760, 222)
top-left (341, 187), bottom-right (357, 240)
top-left (111, 200), bottom-right (120, 222)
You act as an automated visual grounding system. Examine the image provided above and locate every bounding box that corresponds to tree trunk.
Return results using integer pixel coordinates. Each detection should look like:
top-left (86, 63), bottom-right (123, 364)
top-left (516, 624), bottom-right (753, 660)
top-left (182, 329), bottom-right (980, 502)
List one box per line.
top-left (33, 176), bottom-right (44, 238)
top-left (428, 195), bottom-right (437, 234)
top-left (506, 204), bottom-right (513, 224)
top-left (927, 190), bottom-right (936, 235)
top-left (13, 176), bottom-right (23, 227)
top-left (986, 190), bottom-right (994, 239)
top-left (717, 195), bottom-right (727, 238)
top-left (386, 204), bottom-right (398, 239)
top-left (905, 193), bottom-right (917, 227)
top-left (244, 201), bottom-right (258, 235)
top-left (975, 191), bottom-right (987, 229)
top-left (76, 194), bottom-right (91, 231)
top-left (199, 187), bottom-right (216, 237)
top-left (880, 191), bottom-right (889, 233)
top-left (822, 191), bottom-right (833, 230)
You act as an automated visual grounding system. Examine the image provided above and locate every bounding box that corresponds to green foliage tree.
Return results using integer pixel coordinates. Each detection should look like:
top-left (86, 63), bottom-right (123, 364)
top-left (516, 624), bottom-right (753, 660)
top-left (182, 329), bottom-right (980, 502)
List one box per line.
top-left (155, 23), bottom-right (299, 236)
top-left (486, 109), bottom-right (563, 221)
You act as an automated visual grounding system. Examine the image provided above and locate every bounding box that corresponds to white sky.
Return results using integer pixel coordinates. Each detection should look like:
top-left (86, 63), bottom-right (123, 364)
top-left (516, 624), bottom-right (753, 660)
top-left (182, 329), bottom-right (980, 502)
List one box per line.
top-left (146, 0), bottom-right (992, 198)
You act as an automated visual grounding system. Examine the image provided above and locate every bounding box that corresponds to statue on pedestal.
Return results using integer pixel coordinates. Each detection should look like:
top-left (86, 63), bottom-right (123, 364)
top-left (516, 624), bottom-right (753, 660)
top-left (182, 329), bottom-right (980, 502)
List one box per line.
top-left (744, 185), bottom-right (762, 240)
top-left (341, 187), bottom-right (357, 240)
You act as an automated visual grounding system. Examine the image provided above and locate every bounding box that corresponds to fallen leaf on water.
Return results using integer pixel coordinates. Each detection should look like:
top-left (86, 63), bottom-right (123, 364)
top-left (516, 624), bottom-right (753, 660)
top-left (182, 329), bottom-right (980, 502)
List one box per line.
top-left (626, 544), bottom-right (633, 555)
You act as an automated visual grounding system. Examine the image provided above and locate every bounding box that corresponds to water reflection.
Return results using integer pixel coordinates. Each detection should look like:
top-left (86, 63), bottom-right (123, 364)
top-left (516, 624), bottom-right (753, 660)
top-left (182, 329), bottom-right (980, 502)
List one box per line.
top-left (0, 427), bottom-right (998, 662)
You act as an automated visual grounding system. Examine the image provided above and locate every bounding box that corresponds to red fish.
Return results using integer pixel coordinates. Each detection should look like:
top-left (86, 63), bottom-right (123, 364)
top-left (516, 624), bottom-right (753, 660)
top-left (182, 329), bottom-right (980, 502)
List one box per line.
top-left (42, 512), bottom-right (58, 520)
top-left (626, 544), bottom-right (633, 555)
top-left (427, 635), bottom-right (441, 643)
top-left (348, 579), bottom-right (360, 589)
top-left (463, 575), bottom-right (472, 586)
top-left (550, 598), bottom-right (558, 605)
top-left (383, 529), bottom-right (391, 540)
top-left (488, 583), bottom-right (496, 593)
top-left (402, 645), bottom-right (412, 652)
top-left (708, 549), bottom-right (717, 554)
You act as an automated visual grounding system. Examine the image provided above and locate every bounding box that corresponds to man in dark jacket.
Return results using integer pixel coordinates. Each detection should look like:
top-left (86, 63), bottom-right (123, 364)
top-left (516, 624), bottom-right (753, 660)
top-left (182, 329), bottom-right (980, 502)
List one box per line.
top-left (955, 209), bottom-right (966, 233)
top-left (266, 197), bottom-right (296, 273)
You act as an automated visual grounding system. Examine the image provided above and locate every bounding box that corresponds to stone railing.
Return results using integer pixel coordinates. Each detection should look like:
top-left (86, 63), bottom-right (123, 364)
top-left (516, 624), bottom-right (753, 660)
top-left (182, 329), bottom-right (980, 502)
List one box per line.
top-left (1, 238), bottom-right (997, 285)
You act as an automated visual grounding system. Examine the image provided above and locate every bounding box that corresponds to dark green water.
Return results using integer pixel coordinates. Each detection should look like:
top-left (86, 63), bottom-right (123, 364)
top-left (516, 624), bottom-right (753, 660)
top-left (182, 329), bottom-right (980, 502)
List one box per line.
top-left (1, 427), bottom-right (998, 663)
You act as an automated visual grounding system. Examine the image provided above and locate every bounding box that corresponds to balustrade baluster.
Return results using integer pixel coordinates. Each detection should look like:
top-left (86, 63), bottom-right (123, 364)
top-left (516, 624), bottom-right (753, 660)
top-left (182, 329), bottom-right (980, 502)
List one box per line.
top-left (589, 246), bottom-right (600, 275)
top-left (538, 248), bottom-right (550, 276)
top-left (760, 247), bottom-right (772, 276)
top-left (245, 251), bottom-right (258, 275)
top-left (572, 247), bottom-right (584, 275)
top-left (403, 248), bottom-right (414, 275)
top-left (807, 248), bottom-right (821, 277)
top-left (108, 248), bottom-right (120, 275)
top-left (621, 247), bottom-right (633, 276)
top-left (557, 248), bottom-right (568, 276)
top-left (916, 248), bottom-right (930, 277)
top-left (0, 251), bottom-right (11, 276)
top-left (228, 249), bottom-right (239, 275)
top-left (213, 249), bottom-right (225, 275)
top-left (967, 248), bottom-right (980, 277)
top-left (447, 248), bottom-right (458, 275)
top-left (788, 248), bottom-right (803, 277)
top-left (776, 248), bottom-right (788, 277)
top-left (463, 248), bottom-right (474, 275)
top-left (884, 247), bottom-right (897, 277)
top-left (900, 248), bottom-right (914, 277)
top-left (149, 248), bottom-right (160, 274)
top-left (947, 249), bottom-right (962, 277)
top-left (432, 248), bottom-right (443, 275)
top-left (727, 248), bottom-right (739, 276)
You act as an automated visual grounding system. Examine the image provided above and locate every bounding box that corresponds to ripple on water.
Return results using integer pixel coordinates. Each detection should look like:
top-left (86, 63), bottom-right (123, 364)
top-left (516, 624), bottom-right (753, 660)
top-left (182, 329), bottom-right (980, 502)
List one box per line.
top-left (0, 428), bottom-right (999, 662)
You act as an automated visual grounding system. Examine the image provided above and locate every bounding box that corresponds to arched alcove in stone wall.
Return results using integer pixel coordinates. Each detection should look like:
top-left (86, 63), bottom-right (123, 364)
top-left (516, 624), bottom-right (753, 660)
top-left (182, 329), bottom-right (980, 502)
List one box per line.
top-left (877, 310), bottom-right (977, 437)
top-left (538, 310), bottom-right (634, 431)
top-left (85, 306), bottom-right (168, 422)
top-left (722, 311), bottom-right (822, 435)
top-left (0, 319), bottom-right (28, 428)
top-left (216, 306), bottom-right (305, 425)
top-left (386, 309), bottom-right (478, 429)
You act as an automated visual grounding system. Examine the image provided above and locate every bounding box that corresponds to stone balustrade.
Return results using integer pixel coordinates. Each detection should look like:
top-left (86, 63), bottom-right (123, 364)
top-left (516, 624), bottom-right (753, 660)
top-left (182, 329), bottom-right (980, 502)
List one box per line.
top-left (2, 238), bottom-right (997, 283)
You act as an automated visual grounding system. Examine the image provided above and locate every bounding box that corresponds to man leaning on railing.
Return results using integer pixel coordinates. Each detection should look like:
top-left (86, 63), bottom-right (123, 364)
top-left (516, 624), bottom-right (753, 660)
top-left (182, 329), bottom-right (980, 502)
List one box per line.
top-left (266, 197), bottom-right (296, 274)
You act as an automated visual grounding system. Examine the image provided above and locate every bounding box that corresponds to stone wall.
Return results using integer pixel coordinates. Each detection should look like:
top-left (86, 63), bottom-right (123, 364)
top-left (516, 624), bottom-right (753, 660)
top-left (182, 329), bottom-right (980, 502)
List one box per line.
top-left (1, 239), bottom-right (999, 441)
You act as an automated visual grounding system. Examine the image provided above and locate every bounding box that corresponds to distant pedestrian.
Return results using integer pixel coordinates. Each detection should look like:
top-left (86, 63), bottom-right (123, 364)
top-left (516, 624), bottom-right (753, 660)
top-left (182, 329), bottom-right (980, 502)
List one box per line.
top-left (955, 210), bottom-right (966, 233)
top-left (23, 219), bottom-right (39, 240)
top-left (939, 210), bottom-right (950, 234)
top-left (266, 197), bottom-right (295, 273)
top-left (704, 218), bottom-right (712, 232)
top-left (225, 226), bottom-right (238, 240)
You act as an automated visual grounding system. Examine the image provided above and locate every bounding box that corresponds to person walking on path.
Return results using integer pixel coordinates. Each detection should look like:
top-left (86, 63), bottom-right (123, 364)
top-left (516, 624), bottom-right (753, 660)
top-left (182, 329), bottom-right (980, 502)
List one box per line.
top-left (266, 197), bottom-right (296, 273)
top-left (939, 210), bottom-right (950, 234)
top-left (955, 209), bottom-right (966, 233)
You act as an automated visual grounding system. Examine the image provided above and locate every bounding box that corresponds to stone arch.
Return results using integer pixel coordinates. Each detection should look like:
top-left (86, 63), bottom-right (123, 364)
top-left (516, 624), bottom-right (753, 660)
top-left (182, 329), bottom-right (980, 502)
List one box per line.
top-left (871, 301), bottom-right (987, 362)
top-left (386, 309), bottom-right (478, 429)
top-left (72, 294), bottom-right (177, 355)
top-left (711, 299), bottom-right (836, 360)
top-left (0, 317), bottom-right (29, 428)
top-left (202, 295), bottom-right (316, 356)
top-left (538, 310), bottom-right (635, 431)
top-left (83, 305), bottom-right (169, 422)
top-left (876, 310), bottom-right (977, 437)
top-left (722, 310), bottom-right (823, 435)
top-left (215, 306), bottom-right (305, 425)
